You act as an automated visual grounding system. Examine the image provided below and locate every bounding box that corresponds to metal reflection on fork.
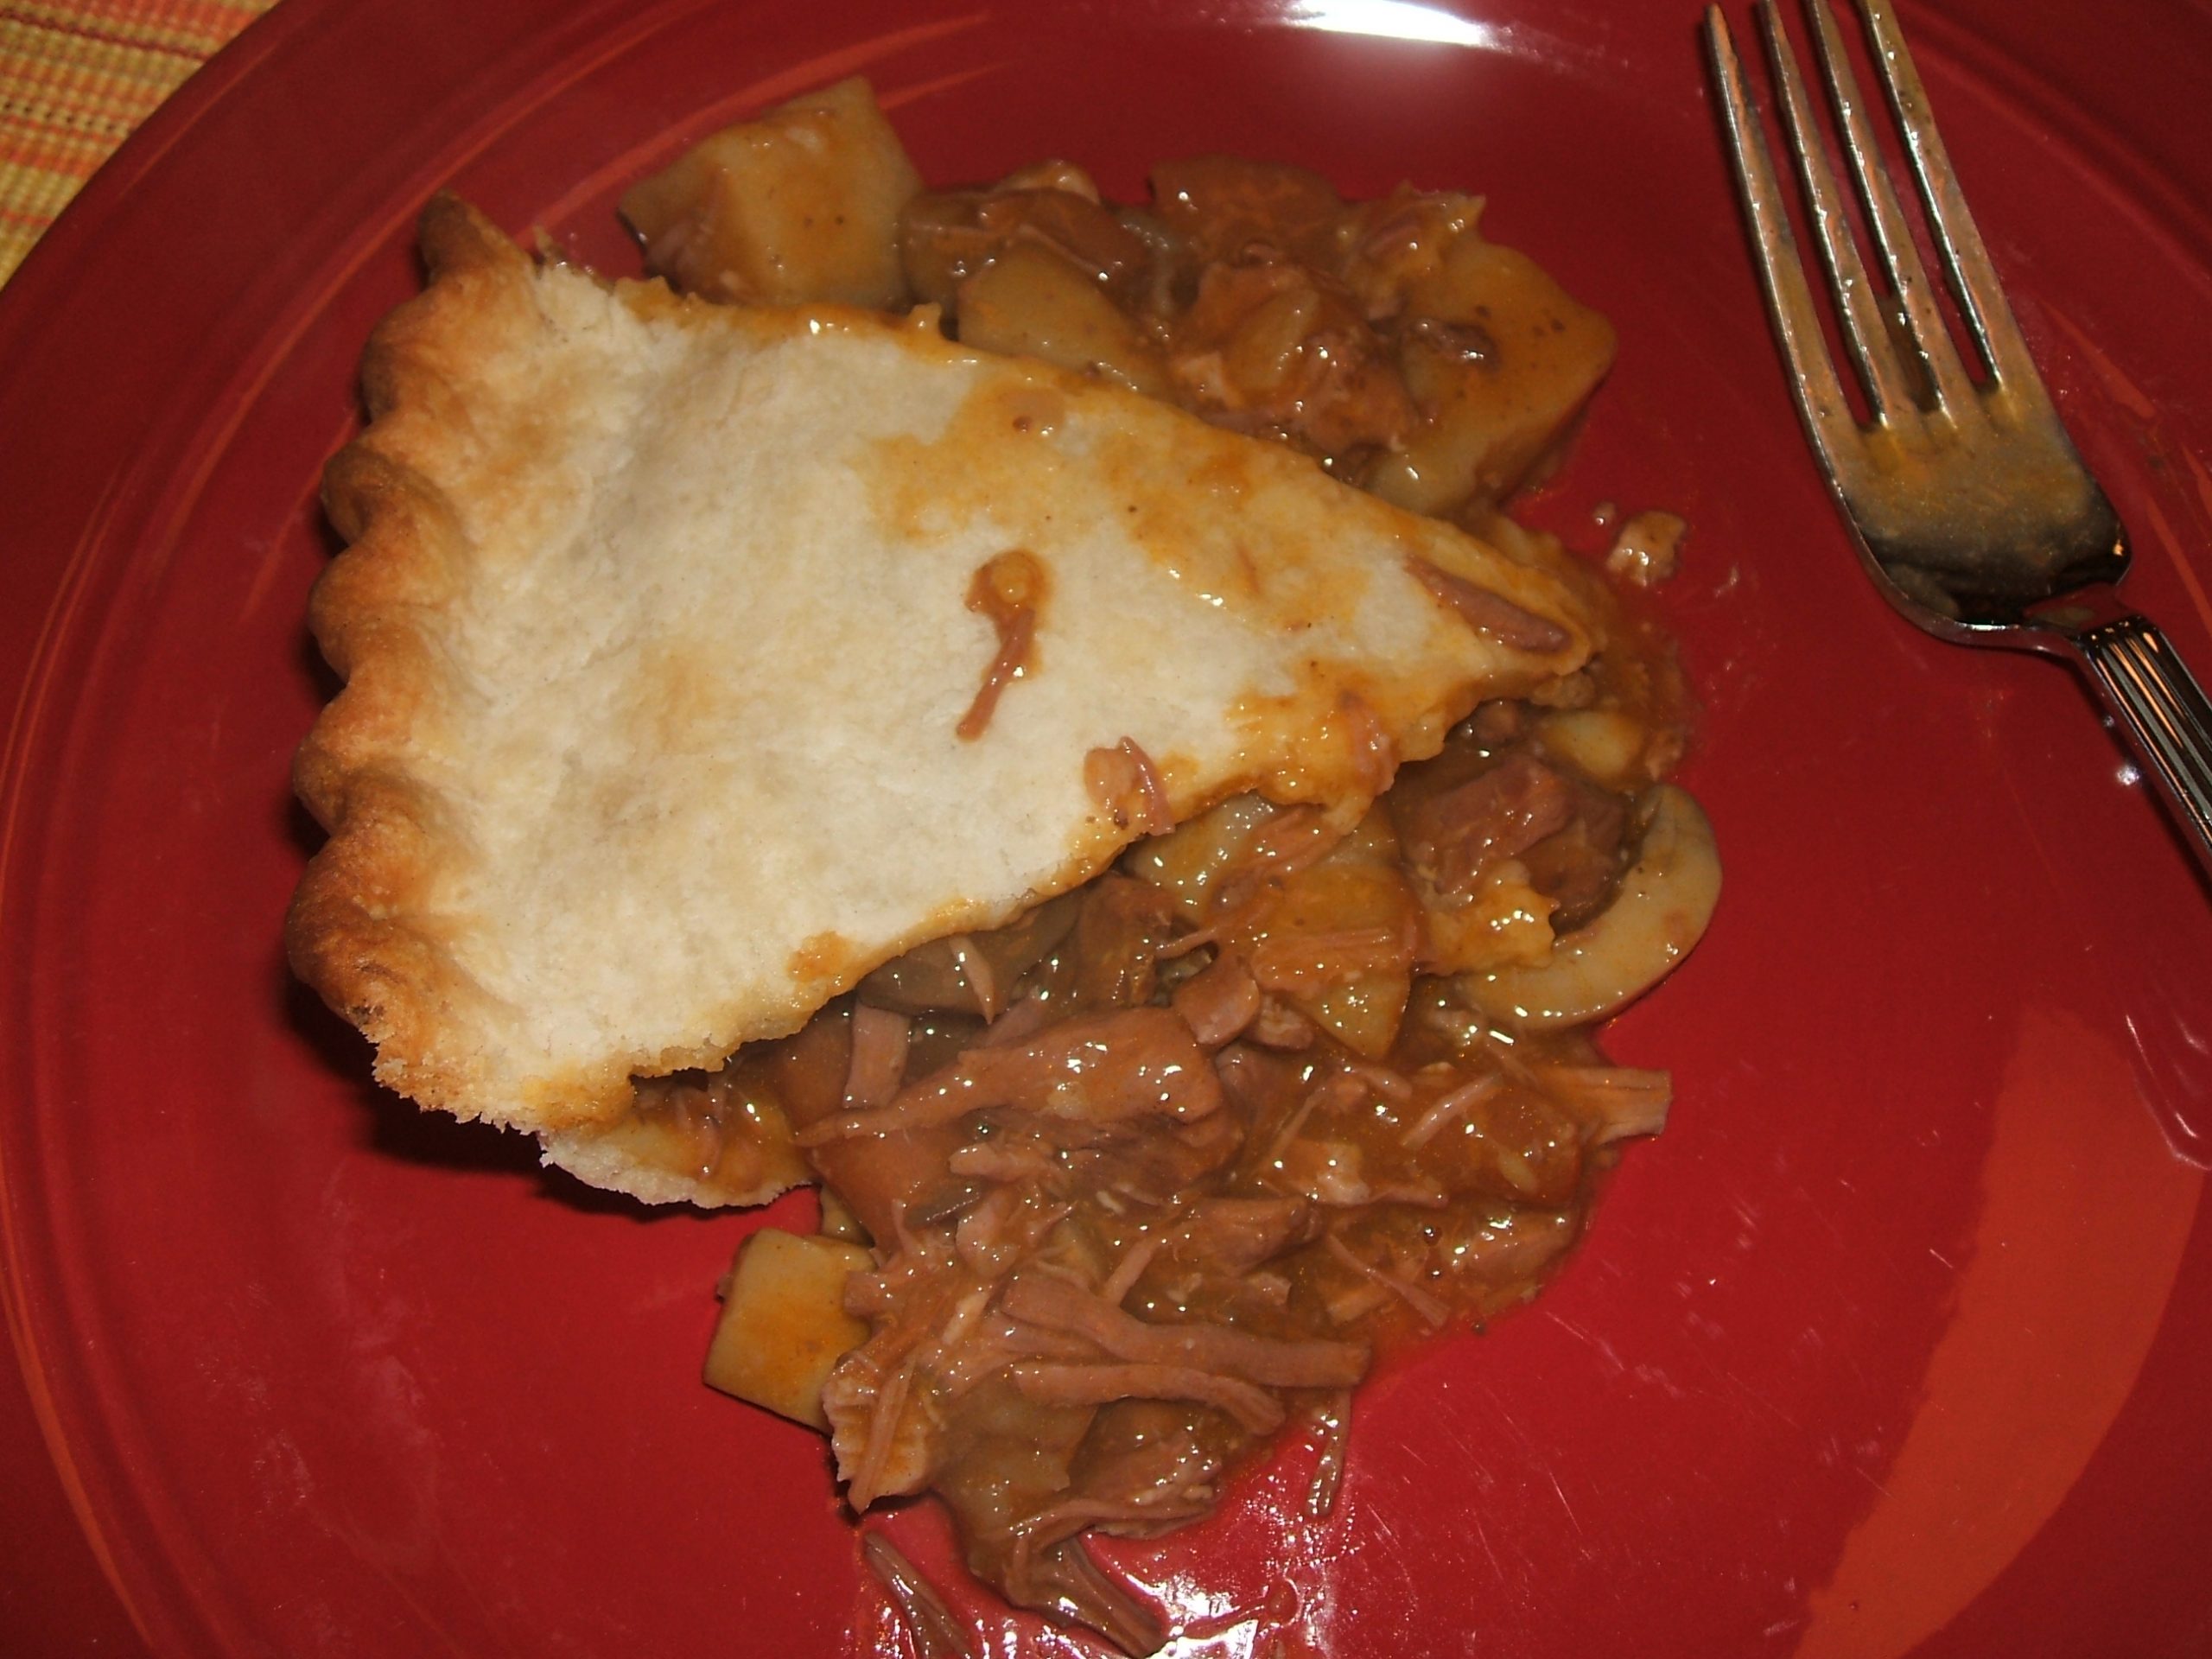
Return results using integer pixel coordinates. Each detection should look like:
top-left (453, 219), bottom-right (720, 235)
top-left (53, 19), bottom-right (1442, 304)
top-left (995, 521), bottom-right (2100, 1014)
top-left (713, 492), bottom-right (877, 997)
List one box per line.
top-left (1705, 0), bottom-right (2212, 877)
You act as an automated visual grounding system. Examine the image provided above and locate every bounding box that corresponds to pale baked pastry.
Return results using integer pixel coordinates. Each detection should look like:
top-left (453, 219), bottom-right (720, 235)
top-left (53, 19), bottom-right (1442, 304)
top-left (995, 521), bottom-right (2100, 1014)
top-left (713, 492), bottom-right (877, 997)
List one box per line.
top-left (289, 195), bottom-right (1601, 1201)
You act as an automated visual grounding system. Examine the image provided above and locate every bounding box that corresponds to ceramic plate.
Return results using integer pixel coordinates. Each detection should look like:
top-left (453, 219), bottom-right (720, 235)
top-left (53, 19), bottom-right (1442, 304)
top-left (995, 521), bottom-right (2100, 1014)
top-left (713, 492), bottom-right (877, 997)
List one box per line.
top-left (4, 0), bottom-right (2211, 1651)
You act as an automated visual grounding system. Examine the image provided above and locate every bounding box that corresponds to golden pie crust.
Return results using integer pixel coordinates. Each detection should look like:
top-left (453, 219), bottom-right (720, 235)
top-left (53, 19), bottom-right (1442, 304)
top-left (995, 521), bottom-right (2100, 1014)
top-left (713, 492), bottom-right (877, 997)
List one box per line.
top-left (288, 194), bottom-right (1598, 1178)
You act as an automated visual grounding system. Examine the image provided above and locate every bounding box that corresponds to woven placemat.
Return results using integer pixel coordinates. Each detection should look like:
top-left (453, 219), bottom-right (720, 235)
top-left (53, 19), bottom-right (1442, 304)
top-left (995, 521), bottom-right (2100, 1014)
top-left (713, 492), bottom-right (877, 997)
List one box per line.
top-left (1, 0), bottom-right (276, 285)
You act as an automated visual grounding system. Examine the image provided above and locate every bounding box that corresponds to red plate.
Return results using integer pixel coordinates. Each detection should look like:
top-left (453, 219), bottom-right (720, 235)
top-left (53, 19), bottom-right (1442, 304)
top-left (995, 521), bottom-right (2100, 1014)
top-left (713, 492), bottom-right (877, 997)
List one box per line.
top-left (5, 0), bottom-right (2212, 1652)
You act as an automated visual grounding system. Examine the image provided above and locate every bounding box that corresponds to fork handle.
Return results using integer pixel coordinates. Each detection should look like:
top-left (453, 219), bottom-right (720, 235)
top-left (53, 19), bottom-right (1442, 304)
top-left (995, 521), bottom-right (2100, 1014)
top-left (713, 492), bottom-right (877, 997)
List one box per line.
top-left (2075, 615), bottom-right (2212, 872)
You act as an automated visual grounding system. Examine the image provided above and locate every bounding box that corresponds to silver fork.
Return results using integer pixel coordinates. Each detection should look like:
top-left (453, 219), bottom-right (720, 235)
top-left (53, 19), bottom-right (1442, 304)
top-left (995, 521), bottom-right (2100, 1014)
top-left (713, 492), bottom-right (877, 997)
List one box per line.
top-left (1706, 0), bottom-right (2212, 876)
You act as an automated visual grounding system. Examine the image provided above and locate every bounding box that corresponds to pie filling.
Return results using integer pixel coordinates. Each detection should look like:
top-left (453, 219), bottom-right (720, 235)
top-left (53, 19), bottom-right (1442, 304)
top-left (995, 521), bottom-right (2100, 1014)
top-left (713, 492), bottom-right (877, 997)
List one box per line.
top-left (614, 677), bottom-right (1711, 1648)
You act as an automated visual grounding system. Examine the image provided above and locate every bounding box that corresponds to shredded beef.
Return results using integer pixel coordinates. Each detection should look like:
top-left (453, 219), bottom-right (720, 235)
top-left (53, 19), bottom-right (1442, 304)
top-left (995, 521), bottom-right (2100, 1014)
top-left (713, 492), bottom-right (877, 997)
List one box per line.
top-left (789, 709), bottom-right (1679, 1654)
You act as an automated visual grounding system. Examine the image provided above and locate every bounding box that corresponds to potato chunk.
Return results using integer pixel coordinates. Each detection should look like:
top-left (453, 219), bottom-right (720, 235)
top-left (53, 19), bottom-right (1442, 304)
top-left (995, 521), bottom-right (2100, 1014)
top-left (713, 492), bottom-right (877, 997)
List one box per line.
top-left (955, 241), bottom-right (1169, 395)
top-left (1125, 792), bottom-right (1281, 918)
top-left (620, 77), bottom-right (922, 308)
top-left (704, 1229), bottom-right (873, 1430)
top-left (1238, 813), bottom-right (1418, 1058)
top-left (1366, 238), bottom-right (1616, 516)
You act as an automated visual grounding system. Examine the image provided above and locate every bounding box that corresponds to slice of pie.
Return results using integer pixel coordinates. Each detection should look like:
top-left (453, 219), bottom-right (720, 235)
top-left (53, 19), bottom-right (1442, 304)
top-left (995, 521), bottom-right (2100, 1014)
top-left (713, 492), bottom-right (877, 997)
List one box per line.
top-left (288, 195), bottom-right (1599, 1202)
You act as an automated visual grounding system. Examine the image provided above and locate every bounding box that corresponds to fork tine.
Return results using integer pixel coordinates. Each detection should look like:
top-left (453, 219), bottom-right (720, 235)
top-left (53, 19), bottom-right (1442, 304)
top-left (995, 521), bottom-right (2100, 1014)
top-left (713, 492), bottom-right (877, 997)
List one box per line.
top-left (1798, 0), bottom-right (1978, 416)
top-left (1853, 0), bottom-right (2045, 399)
top-left (1752, 0), bottom-right (1922, 429)
top-left (1704, 7), bottom-right (1865, 480)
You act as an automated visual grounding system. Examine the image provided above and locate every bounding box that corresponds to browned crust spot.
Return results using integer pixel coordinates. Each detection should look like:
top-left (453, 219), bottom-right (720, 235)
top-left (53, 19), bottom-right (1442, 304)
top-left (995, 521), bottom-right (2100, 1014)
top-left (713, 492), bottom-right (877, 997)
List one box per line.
top-left (789, 931), bottom-right (861, 987)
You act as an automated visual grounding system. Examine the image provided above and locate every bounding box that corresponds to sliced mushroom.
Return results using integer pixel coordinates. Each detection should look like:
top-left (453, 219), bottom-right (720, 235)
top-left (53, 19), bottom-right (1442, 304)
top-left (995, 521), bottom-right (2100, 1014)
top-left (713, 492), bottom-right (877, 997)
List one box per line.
top-left (1459, 785), bottom-right (1718, 1029)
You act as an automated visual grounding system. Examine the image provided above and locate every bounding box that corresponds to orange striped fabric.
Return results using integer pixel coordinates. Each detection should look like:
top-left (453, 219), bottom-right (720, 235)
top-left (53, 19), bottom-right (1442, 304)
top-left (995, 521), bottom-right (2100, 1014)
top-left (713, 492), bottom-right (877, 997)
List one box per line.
top-left (1, 0), bottom-right (275, 284)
